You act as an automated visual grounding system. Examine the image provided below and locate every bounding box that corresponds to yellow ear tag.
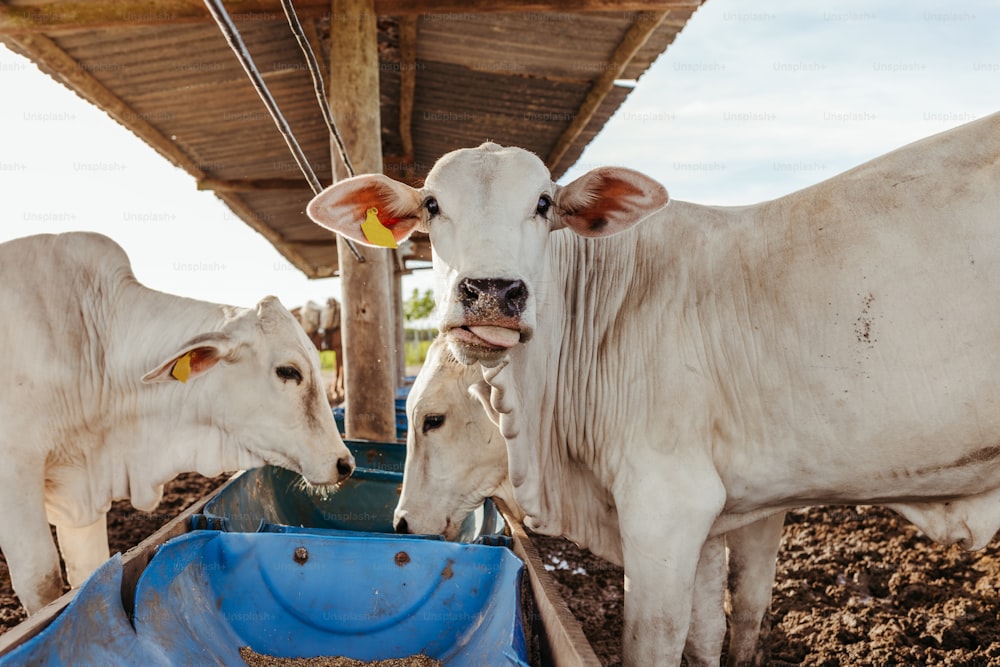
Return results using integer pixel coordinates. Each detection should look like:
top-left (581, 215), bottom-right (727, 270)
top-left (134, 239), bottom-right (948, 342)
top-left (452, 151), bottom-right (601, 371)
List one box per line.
top-left (171, 352), bottom-right (193, 383)
top-left (361, 207), bottom-right (398, 249)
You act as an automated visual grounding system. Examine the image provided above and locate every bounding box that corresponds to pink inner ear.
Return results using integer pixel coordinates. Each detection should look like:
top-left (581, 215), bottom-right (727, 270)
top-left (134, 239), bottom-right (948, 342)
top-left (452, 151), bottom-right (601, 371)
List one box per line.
top-left (577, 177), bottom-right (644, 233)
top-left (360, 182), bottom-right (420, 229)
top-left (187, 347), bottom-right (220, 375)
top-left (601, 176), bottom-right (644, 199)
top-left (356, 182), bottom-right (391, 220)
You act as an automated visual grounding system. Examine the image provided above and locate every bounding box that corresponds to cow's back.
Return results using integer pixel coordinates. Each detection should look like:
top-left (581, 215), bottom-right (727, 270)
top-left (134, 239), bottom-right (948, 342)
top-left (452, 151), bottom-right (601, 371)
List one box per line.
top-left (669, 114), bottom-right (1000, 509)
top-left (1, 230), bottom-right (133, 315)
top-left (0, 233), bottom-right (133, 425)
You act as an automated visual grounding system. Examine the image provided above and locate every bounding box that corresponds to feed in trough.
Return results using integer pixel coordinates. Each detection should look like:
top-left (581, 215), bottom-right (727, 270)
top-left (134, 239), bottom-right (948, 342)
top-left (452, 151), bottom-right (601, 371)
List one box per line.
top-left (239, 646), bottom-right (443, 666)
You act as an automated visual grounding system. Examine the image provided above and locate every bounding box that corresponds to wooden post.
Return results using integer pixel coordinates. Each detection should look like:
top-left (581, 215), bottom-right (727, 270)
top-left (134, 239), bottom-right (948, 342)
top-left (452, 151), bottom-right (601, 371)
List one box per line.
top-left (392, 266), bottom-right (406, 384)
top-left (330, 0), bottom-right (397, 441)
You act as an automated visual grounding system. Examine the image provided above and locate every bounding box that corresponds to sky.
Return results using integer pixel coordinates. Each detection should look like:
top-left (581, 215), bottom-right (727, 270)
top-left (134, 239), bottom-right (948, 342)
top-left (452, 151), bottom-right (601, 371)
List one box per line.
top-left (1, 0), bottom-right (997, 313)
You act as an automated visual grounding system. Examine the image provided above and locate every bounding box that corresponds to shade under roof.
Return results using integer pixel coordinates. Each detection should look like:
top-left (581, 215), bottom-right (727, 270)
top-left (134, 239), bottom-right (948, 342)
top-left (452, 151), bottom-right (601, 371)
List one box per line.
top-left (1, 0), bottom-right (705, 277)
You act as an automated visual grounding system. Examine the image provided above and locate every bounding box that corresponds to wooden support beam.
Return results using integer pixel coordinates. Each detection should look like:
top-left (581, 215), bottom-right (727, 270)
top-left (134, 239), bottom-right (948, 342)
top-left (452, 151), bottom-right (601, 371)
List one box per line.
top-left (544, 10), bottom-right (667, 172)
top-left (0, 1), bottom-right (302, 32)
top-left (379, 0), bottom-right (699, 12)
top-left (392, 264), bottom-right (406, 386)
top-left (397, 15), bottom-right (417, 161)
top-left (0, 0), bottom-right (701, 33)
top-left (330, 0), bottom-right (398, 441)
top-left (196, 177), bottom-right (313, 192)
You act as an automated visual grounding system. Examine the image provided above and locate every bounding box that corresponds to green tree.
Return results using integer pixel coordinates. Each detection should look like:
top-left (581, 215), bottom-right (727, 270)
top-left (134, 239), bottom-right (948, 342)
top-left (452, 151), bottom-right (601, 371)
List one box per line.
top-left (403, 287), bottom-right (435, 322)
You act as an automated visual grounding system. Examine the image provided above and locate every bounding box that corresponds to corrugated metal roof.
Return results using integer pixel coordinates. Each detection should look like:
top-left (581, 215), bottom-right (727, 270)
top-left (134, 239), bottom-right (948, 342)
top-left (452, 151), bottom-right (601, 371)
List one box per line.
top-left (1, 1), bottom-right (704, 278)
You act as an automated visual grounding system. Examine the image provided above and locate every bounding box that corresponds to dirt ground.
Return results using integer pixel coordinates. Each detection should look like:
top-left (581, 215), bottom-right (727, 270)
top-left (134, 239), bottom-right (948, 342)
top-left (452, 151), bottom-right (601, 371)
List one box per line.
top-left (536, 505), bottom-right (1000, 666)
top-left (3, 480), bottom-right (1000, 666)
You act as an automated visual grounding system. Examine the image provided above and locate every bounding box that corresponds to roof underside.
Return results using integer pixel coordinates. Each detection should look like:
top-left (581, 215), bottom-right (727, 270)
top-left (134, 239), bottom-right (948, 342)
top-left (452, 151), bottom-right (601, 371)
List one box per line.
top-left (1, 0), bottom-right (704, 277)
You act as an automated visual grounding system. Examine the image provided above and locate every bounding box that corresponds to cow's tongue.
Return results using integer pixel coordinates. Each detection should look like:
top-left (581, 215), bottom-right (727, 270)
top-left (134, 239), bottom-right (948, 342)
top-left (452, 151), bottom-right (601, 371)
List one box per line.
top-left (468, 325), bottom-right (520, 348)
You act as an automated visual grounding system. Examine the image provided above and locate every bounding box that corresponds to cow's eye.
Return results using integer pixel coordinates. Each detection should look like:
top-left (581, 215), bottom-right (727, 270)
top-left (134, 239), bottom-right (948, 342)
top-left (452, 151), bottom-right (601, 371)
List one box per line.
top-left (536, 195), bottom-right (552, 217)
top-left (276, 365), bottom-right (303, 384)
top-left (424, 197), bottom-right (439, 217)
top-left (422, 414), bottom-right (445, 434)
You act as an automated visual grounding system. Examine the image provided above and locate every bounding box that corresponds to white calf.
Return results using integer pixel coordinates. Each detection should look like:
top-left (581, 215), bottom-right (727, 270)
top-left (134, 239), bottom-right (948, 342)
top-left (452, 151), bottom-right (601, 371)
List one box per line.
top-left (0, 232), bottom-right (354, 613)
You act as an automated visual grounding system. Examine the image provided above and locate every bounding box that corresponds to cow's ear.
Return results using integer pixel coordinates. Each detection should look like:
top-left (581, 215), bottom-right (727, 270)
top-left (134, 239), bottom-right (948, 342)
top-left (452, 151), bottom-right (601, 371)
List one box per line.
top-left (555, 167), bottom-right (668, 238)
top-left (307, 174), bottom-right (424, 247)
top-left (141, 334), bottom-right (235, 384)
top-left (254, 295), bottom-right (293, 333)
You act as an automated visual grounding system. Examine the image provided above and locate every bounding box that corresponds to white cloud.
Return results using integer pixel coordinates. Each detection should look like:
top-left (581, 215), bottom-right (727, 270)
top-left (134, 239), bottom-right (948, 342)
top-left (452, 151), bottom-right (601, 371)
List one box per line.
top-left (565, 0), bottom-right (997, 204)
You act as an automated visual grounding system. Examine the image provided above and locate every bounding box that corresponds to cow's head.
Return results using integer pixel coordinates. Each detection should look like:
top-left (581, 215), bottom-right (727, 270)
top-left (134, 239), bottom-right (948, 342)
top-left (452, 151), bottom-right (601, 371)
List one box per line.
top-left (308, 143), bottom-right (668, 365)
top-left (393, 337), bottom-right (518, 540)
top-left (141, 296), bottom-right (355, 486)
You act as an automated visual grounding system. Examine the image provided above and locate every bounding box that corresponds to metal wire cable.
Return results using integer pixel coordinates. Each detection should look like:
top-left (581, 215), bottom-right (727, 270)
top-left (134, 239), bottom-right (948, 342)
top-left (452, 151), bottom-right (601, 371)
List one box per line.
top-left (202, 0), bottom-right (364, 262)
top-left (278, 0), bottom-right (355, 179)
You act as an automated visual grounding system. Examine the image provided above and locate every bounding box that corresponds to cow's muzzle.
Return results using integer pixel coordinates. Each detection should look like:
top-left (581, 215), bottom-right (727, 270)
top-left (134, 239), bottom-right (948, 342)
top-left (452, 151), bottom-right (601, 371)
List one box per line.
top-left (306, 453), bottom-right (355, 487)
top-left (336, 454), bottom-right (355, 481)
top-left (458, 278), bottom-right (528, 318)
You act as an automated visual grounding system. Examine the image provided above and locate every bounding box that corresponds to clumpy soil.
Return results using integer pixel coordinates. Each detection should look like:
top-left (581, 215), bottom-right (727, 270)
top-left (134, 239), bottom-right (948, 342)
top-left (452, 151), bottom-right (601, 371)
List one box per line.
top-left (4, 483), bottom-right (1000, 666)
top-left (532, 505), bottom-right (1000, 666)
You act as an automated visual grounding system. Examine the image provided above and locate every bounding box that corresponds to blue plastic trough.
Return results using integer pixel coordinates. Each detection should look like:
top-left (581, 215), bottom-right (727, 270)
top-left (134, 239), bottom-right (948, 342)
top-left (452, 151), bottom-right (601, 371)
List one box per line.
top-left (197, 440), bottom-right (505, 542)
top-left (347, 437), bottom-right (407, 474)
top-left (2, 531), bottom-right (529, 666)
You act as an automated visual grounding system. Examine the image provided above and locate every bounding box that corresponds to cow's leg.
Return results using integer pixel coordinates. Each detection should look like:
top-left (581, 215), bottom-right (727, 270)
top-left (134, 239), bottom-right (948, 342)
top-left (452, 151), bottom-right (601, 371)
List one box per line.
top-left (683, 534), bottom-right (727, 667)
top-left (0, 461), bottom-right (64, 614)
top-left (56, 516), bottom-right (110, 588)
top-left (617, 461), bottom-right (725, 667)
top-left (725, 511), bottom-right (785, 667)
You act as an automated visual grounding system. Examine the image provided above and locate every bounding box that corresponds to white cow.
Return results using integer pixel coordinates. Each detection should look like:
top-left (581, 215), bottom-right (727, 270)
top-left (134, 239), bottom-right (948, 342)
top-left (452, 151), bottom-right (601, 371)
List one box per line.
top-left (395, 336), bottom-right (784, 666)
top-left (0, 232), bottom-right (355, 614)
top-left (299, 299), bottom-right (322, 334)
top-left (320, 297), bottom-right (340, 334)
top-left (308, 112), bottom-right (1000, 665)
